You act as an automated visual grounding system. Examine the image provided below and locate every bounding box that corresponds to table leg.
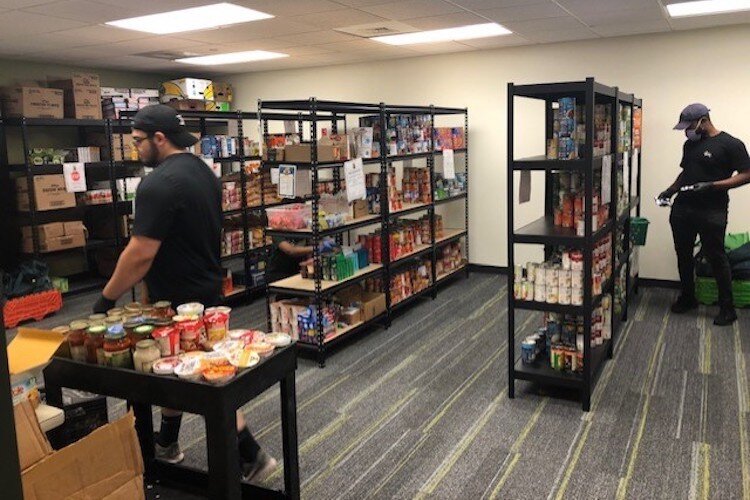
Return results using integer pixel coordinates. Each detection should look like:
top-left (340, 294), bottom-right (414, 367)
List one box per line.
top-left (132, 403), bottom-right (156, 478)
top-left (280, 372), bottom-right (300, 500)
top-left (43, 374), bottom-right (65, 448)
top-left (205, 406), bottom-right (241, 499)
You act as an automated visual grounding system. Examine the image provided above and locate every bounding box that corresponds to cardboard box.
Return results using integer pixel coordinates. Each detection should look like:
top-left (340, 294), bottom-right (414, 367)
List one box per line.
top-left (8, 328), bottom-right (67, 376)
top-left (360, 291), bottom-right (386, 321)
top-left (100, 87), bottom-right (129, 98)
top-left (64, 87), bottom-right (102, 119)
top-left (205, 101), bottom-right (230, 112)
top-left (160, 78), bottom-right (212, 102)
top-left (21, 223), bottom-right (65, 241)
top-left (208, 81), bottom-right (233, 102)
top-left (284, 144), bottom-right (338, 163)
top-left (14, 400), bottom-right (53, 472)
top-left (50, 72), bottom-right (100, 90)
top-left (22, 232), bottom-right (85, 253)
top-left (86, 132), bottom-right (135, 161)
top-left (166, 99), bottom-right (205, 111)
top-left (63, 221), bottom-right (86, 236)
top-left (129, 88), bottom-right (158, 99)
top-left (351, 199), bottom-right (369, 219)
top-left (1, 87), bottom-right (64, 119)
top-left (15, 175), bottom-right (77, 211)
top-left (20, 411), bottom-right (145, 500)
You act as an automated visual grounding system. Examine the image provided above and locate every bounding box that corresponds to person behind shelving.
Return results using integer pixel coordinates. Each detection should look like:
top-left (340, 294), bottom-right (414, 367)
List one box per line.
top-left (92, 104), bottom-right (276, 483)
top-left (658, 103), bottom-right (750, 326)
top-left (267, 236), bottom-right (336, 283)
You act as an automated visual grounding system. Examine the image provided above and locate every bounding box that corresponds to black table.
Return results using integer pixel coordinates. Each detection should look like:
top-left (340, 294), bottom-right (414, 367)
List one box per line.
top-left (43, 344), bottom-right (299, 500)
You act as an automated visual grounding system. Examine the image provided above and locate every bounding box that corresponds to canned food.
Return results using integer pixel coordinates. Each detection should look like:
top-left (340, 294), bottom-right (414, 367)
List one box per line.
top-left (571, 270), bottom-right (584, 288)
top-left (534, 283), bottom-right (546, 302)
top-left (546, 286), bottom-right (559, 304)
top-left (514, 264), bottom-right (523, 283)
top-left (514, 281), bottom-right (521, 300)
top-left (526, 262), bottom-right (537, 283)
top-left (545, 267), bottom-right (559, 287)
top-left (521, 340), bottom-right (536, 364)
top-left (572, 287), bottom-right (583, 305)
top-left (558, 285), bottom-right (571, 305)
top-left (550, 347), bottom-right (564, 370)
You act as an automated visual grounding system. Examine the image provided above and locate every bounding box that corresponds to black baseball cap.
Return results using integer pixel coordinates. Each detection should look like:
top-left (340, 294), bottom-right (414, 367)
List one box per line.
top-left (673, 103), bottom-right (710, 130)
top-left (132, 104), bottom-right (199, 148)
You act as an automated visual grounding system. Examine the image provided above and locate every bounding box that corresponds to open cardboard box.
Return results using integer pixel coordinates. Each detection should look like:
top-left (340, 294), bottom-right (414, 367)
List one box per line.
top-left (15, 401), bottom-right (144, 500)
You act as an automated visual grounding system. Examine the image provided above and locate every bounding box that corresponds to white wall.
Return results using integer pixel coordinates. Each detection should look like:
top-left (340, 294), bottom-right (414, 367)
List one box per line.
top-left (227, 24), bottom-right (750, 281)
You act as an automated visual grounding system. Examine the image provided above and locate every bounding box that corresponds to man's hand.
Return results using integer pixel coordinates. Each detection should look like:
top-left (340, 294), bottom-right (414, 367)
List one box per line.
top-left (93, 294), bottom-right (116, 314)
top-left (658, 188), bottom-right (677, 201)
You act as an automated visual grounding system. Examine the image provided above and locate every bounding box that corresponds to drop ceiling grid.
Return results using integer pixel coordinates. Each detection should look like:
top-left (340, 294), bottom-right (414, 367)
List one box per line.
top-left (0, 0), bottom-right (744, 72)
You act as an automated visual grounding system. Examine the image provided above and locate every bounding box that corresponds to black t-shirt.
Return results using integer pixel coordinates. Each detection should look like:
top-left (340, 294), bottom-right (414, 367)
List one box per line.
top-left (132, 153), bottom-right (222, 305)
top-left (268, 236), bottom-right (306, 278)
top-left (675, 131), bottom-right (750, 209)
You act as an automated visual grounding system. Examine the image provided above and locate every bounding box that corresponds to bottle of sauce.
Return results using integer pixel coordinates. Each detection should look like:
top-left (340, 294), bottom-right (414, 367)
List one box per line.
top-left (85, 325), bottom-right (106, 364)
top-left (133, 340), bottom-right (160, 373)
top-left (104, 326), bottom-right (132, 369)
top-left (68, 320), bottom-right (89, 362)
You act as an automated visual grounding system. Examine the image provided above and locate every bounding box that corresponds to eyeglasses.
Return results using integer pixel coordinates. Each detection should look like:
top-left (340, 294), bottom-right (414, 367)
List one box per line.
top-left (131, 135), bottom-right (151, 146)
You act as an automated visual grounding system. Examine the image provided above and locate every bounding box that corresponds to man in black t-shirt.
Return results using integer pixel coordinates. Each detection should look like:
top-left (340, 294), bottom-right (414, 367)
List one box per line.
top-left (658, 103), bottom-right (750, 326)
top-left (92, 105), bottom-right (276, 482)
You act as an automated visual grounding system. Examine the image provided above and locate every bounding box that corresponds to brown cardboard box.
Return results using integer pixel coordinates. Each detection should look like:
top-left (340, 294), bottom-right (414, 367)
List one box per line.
top-left (14, 400), bottom-right (54, 472)
top-left (22, 232), bottom-right (85, 253)
top-left (63, 87), bottom-right (102, 119)
top-left (284, 144), bottom-right (338, 163)
top-left (21, 223), bottom-right (65, 241)
top-left (86, 132), bottom-right (135, 161)
top-left (166, 99), bottom-right (205, 111)
top-left (351, 199), bottom-right (369, 219)
top-left (20, 411), bottom-right (145, 500)
top-left (49, 72), bottom-right (101, 90)
top-left (209, 81), bottom-right (233, 102)
top-left (1, 87), bottom-right (64, 119)
top-left (360, 291), bottom-right (386, 321)
top-left (15, 175), bottom-right (77, 211)
top-left (63, 221), bottom-right (86, 236)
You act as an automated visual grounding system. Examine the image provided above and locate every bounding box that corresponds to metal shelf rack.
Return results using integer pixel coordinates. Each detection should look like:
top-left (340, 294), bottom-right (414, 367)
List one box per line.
top-left (258, 98), bottom-right (469, 367)
top-left (507, 78), bottom-right (642, 411)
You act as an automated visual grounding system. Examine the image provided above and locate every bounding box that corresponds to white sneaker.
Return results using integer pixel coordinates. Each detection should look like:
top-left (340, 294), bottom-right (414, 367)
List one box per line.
top-left (242, 450), bottom-right (277, 484)
top-left (155, 441), bottom-right (185, 464)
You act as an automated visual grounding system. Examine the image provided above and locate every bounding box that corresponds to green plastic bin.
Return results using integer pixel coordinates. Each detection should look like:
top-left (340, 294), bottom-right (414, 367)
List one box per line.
top-left (630, 217), bottom-right (650, 246)
top-left (695, 276), bottom-right (750, 307)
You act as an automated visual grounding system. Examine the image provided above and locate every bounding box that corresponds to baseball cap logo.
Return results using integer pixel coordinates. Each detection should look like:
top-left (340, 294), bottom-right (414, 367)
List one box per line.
top-left (176, 114), bottom-right (186, 126)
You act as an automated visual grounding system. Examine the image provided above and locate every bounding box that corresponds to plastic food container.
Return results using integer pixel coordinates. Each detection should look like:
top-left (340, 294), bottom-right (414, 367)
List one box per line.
top-left (247, 341), bottom-right (275, 358)
top-left (265, 333), bottom-right (292, 347)
top-left (174, 357), bottom-right (202, 381)
top-left (153, 357), bottom-right (182, 375)
top-left (153, 326), bottom-right (181, 357)
top-left (213, 340), bottom-right (242, 354)
top-left (228, 348), bottom-right (260, 370)
top-left (266, 204), bottom-right (310, 230)
top-left (177, 302), bottom-right (204, 317)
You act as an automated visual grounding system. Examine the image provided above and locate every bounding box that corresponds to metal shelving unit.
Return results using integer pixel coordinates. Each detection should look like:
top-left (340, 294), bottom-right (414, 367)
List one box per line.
top-left (258, 99), bottom-right (469, 367)
top-left (507, 78), bottom-right (641, 411)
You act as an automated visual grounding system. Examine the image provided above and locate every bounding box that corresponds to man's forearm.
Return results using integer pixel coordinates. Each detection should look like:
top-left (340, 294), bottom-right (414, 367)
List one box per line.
top-left (102, 244), bottom-right (153, 300)
top-left (712, 171), bottom-right (750, 191)
top-left (668, 172), bottom-right (685, 192)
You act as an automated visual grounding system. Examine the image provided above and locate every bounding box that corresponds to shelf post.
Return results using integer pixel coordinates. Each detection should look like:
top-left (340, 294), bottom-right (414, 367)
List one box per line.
top-left (464, 107), bottom-right (470, 278)
top-left (259, 100), bottom-right (274, 333)
top-left (582, 77), bottom-right (596, 411)
top-left (507, 83), bottom-right (516, 400)
top-left (429, 105), bottom-right (437, 299)
top-left (310, 98), bottom-right (326, 367)
top-left (380, 103), bottom-right (392, 328)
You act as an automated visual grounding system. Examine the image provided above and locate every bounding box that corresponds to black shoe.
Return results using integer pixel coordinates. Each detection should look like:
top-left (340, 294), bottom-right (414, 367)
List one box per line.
top-left (671, 295), bottom-right (699, 314)
top-left (714, 307), bottom-right (737, 326)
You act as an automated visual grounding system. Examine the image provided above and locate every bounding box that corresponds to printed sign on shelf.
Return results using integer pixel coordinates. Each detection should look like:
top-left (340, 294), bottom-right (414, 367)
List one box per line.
top-left (278, 164), bottom-right (296, 198)
top-left (63, 163), bottom-right (86, 193)
top-left (344, 158), bottom-right (366, 202)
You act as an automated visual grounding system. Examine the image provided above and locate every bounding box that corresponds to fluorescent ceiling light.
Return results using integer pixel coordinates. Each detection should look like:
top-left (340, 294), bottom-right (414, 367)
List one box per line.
top-left (371, 22), bottom-right (511, 45)
top-left (176, 50), bottom-right (289, 65)
top-left (106, 3), bottom-right (273, 35)
top-left (666, 0), bottom-right (750, 17)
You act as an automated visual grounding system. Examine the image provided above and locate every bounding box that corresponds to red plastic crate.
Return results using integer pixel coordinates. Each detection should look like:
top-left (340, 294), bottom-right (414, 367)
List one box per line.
top-left (3, 289), bottom-right (62, 328)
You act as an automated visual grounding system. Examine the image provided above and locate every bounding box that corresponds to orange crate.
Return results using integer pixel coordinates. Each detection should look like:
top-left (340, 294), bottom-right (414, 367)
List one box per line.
top-left (3, 289), bottom-right (62, 328)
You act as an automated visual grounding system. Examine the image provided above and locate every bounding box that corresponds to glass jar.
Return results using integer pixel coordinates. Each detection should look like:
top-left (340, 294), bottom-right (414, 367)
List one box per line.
top-left (124, 302), bottom-right (142, 315)
top-left (153, 301), bottom-right (172, 319)
top-left (131, 324), bottom-right (154, 348)
top-left (133, 340), bottom-right (161, 373)
top-left (68, 320), bottom-right (89, 362)
top-left (104, 316), bottom-right (122, 329)
top-left (85, 326), bottom-right (106, 364)
top-left (107, 307), bottom-right (124, 318)
top-left (104, 327), bottom-right (132, 369)
top-left (141, 305), bottom-right (155, 319)
top-left (151, 318), bottom-right (174, 328)
top-left (88, 313), bottom-right (106, 327)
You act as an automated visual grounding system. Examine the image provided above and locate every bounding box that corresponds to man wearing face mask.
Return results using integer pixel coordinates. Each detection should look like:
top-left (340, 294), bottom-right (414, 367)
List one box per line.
top-left (92, 105), bottom-right (277, 482)
top-left (658, 103), bottom-right (750, 325)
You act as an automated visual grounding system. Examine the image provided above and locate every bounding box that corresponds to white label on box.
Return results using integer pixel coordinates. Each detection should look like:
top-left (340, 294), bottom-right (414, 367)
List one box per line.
top-left (63, 163), bottom-right (86, 192)
top-left (278, 165), bottom-right (296, 198)
top-left (271, 167), bottom-right (279, 185)
top-left (601, 155), bottom-right (612, 204)
top-left (443, 148), bottom-right (455, 180)
top-left (344, 158), bottom-right (366, 203)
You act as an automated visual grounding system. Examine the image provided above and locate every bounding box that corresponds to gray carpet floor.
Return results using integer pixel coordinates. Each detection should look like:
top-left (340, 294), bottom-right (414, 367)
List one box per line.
top-left (10, 272), bottom-right (750, 499)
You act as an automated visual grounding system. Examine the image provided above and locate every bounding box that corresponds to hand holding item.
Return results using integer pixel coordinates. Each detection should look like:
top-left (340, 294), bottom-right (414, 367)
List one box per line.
top-left (658, 188), bottom-right (677, 200)
top-left (318, 237), bottom-right (336, 253)
top-left (680, 182), bottom-right (713, 193)
top-left (93, 294), bottom-right (116, 314)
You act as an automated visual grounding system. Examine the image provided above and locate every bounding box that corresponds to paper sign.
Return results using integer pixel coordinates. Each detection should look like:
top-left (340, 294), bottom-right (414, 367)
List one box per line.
top-left (271, 167), bottom-right (280, 185)
top-left (601, 155), bottom-right (612, 204)
top-left (284, 120), bottom-right (296, 135)
top-left (519, 170), bottom-right (531, 203)
top-left (443, 148), bottom-right (456, 180)
top-left (344, 158), bottom-right (366, 202)
top-left (278, 164), bottom-right (296, 198)
top-left (63, 163), bottom-right (86, 192)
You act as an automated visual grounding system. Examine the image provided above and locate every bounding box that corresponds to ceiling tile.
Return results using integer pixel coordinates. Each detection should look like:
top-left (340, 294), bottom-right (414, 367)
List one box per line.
top-left (527, 26), bottom-right (599, 43)
top-left (175, 18), bottom-right (319, 43)
top-left (478, 2), bottom-right (570, 23)
top-left (557, 0), bottom-right (661, 16)
top-left (185, 38), bottom-right (301, 53)
top-left (590, 19), bottom-right (671, 37)
top-left (317, 39), bottom-right (386, 52)
top-left (359, 0), bottom-right (464, 21)
top-left (405, 11), bottom-right (489, 30)
top-left (53, 24), bottom-right (152, 43)
top-left (97, 36), bottom-right (210, 56)
top-left (0, 10), bottom-right (88, 38)
top-left (575, 4), bottom-right (666, 25)
top-left (329, 0), bottom-right (392, 6)
top-left (0, 32), bottom-right (95, 56)
top-left (448, 0), bottom-right (532, 9)
top-left (21, 0), bottom-right (133, 23)
top-left (458, 33), bottom-right (529, 48)
top-left (275, 30), bottom-right (361, 45)
top-left (503, 15), bottom-right (585, 33)
top-left (406, 41), bottom-right (476, 54)
top-left (0, 0), bottom-right (55, 7)
top-left (90, 0), bottom-right (216, 17)
top-left (287, 8), bottom-right (387, 30)
top-left (280, 44), bottom-right (339, 56)
top-left (231, 0), bottom-right (347, 16)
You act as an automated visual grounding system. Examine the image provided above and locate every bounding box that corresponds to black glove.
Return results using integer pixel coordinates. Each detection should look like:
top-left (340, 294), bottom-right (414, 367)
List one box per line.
top-left (93, 294), bottom-right (116, 314)
top-left (658, 188), bottom-right (677, 200)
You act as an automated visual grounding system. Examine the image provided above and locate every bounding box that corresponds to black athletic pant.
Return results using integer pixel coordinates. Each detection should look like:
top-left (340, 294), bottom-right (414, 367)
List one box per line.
top-left (669, 203), bottom-right (733, 308)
